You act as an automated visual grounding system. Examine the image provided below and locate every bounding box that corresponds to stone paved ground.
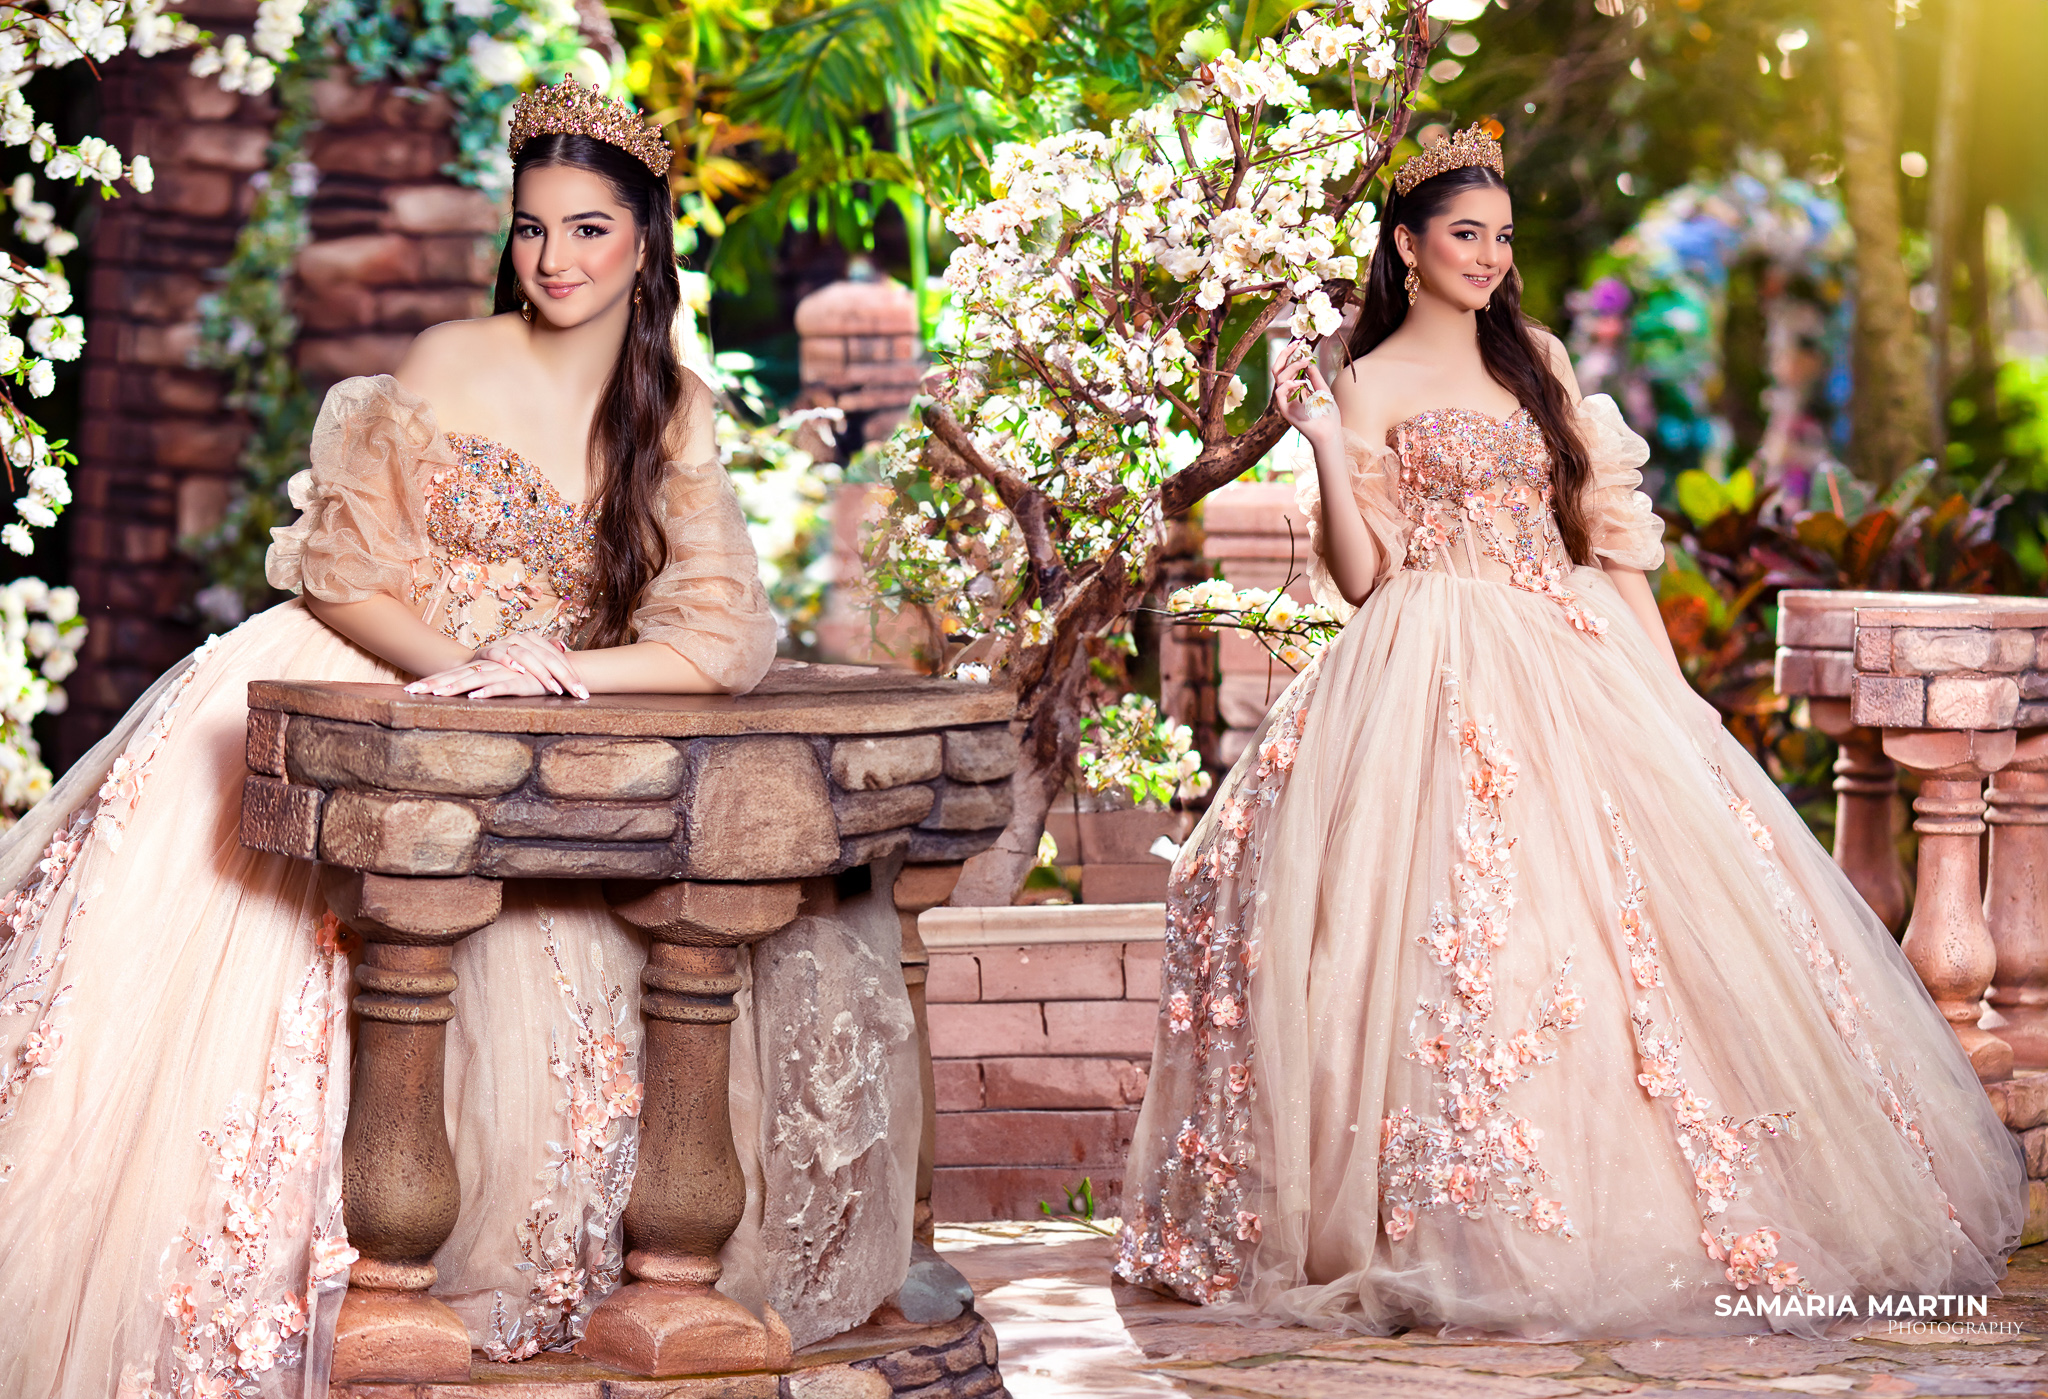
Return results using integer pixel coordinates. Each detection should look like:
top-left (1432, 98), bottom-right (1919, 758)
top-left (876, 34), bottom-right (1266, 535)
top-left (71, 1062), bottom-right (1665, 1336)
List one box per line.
top-left (937, 1224), bottom-right (2048, 1399)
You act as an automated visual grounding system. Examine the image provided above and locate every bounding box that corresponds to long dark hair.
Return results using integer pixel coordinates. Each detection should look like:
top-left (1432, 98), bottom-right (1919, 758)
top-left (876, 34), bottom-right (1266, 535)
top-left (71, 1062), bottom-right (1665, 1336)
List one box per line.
top-left (492, 132), bottom-right (683, 648)
top-left (1355, 163), bottom-right (1594, 565)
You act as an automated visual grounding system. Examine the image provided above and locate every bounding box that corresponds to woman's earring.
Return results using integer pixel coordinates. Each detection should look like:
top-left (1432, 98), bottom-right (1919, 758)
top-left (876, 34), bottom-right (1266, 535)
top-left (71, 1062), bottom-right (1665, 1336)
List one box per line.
top-left (518, 290), bottom-right (535, 323)
top-left (632, 282), bottom-right (643, 308)
top-left (1404, 265), bottom-right (1420, 306)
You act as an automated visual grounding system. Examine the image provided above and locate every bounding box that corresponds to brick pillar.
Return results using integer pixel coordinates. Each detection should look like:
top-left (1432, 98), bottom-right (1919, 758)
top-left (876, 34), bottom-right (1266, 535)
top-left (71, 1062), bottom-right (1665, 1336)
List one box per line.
top-left (791, 268), bottom-right (922, 460)
top-left (294, 79), bottom-right (498, 392)
top-left (66, 0), bottom-right (274, 760)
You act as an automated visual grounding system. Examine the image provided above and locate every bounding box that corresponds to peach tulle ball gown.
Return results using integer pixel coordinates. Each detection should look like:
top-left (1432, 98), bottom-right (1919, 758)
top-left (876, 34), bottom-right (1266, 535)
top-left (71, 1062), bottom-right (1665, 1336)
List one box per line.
top-left (1117, 393), bottom-right (2026, 1338)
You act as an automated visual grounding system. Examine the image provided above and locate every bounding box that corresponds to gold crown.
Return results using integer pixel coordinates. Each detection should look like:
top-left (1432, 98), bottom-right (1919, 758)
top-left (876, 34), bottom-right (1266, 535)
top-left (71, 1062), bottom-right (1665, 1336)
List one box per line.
top-left (1390, 120), bottom-right (1505, 197)
top-left (507, 76), bottom-right (674, 179)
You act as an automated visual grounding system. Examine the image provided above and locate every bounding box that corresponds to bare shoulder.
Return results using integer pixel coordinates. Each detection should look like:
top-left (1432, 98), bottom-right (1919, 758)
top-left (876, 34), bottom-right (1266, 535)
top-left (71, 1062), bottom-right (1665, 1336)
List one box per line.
top-left (392, 314), bottom-right (520, 413)
top-left (1332, 340), bottom-right (1426, 442)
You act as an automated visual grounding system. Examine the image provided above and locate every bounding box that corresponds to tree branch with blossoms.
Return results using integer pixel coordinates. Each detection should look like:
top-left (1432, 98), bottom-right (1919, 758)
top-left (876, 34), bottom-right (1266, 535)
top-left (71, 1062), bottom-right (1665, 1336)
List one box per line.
top-left (861, 0), bottom-right (1443, 903)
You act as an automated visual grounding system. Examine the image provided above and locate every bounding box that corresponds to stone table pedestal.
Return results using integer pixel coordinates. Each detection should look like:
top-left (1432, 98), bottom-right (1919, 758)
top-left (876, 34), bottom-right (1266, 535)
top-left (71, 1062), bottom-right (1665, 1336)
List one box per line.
top-left (240, 662), bottom-right (1015, 1381)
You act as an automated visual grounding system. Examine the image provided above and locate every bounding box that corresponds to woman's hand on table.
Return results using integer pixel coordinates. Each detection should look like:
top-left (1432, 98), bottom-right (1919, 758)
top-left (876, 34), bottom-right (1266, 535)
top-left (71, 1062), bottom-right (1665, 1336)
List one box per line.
top-left (405, 634), bottom-right (589, 700)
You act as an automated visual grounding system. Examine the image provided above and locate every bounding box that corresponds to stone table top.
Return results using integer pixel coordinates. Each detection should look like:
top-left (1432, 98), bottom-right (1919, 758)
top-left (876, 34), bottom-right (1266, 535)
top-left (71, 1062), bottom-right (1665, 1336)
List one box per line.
top-left (240, 661), bottom-right (1020, 882)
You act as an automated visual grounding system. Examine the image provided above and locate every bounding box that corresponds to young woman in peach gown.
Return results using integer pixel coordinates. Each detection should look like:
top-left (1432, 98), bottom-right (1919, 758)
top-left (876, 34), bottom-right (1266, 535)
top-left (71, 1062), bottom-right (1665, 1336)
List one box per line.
top-left (0, 83), bottom-right (898, 1398)
top-left (1118, 126), bottom-right (2026, 1338)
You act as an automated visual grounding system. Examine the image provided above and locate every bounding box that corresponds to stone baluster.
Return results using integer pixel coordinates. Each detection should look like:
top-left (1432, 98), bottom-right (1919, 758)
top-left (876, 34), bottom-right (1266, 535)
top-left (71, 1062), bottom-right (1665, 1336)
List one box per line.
top-left (1854, 600), bottom-right (2048, 1082)
top-left (1806, 700), bottom-right (1908, 932)
top-left (323, 871), bottom-right (504, 1384)
top-left (1987, 734), bottom-right (2048, 1069)
top-left (1776, 589), bottom-right (1976, 933)
top-left (892, 861), bottom-right (961, 1248)
top-left (577, 878), bottom-right (804, 1377)
top-left (1884, 729), bottom-right (2015, 1081)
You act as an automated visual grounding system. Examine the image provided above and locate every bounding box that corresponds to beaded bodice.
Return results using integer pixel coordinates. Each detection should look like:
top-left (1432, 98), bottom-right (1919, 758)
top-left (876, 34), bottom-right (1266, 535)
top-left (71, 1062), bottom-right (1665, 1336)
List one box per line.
top-left (408, 431), bottom-right (598, 648)
top-left (1391, 406), bottom-right (1608, 636)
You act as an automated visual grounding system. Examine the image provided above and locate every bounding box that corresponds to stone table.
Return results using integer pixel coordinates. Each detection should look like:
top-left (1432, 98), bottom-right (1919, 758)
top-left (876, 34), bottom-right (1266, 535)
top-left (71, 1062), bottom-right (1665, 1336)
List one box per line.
top-left (239, 662), bottom-right (1016, 1382)
top-left (1851, 599), bottom-right (2048, 1080)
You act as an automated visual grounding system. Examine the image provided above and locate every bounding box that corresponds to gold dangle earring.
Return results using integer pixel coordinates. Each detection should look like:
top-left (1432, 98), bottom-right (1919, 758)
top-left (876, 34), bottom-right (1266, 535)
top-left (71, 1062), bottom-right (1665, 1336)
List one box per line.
top-left (1404, 264), bottom-right (1420, 306)
top-left (518, 289), bottom-right (535, 323)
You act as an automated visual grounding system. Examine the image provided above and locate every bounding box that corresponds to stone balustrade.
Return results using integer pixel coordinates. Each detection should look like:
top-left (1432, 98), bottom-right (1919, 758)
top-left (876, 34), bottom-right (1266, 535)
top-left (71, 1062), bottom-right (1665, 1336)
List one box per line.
top-left (1774, 590), bottom-right (2002, 931)
top-left (1845, 597), bottom-right (2048, 1083)
top-left (1781, 589), bottom-right (2048, 1241)
top-left (238, 663), bottom-right (1014, 1385)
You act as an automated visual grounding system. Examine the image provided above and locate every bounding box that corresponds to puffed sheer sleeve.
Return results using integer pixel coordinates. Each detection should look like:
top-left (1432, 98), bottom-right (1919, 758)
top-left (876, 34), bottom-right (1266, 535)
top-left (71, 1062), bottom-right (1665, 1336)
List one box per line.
top-left (1291, 428), bottom-right (1410, 622)
top-left (629, 371), bottom-right (779, 693)
top-left (265, 374), bottom-right (436, 603)
top-left (1576, 392), bottom-right (1666, 572)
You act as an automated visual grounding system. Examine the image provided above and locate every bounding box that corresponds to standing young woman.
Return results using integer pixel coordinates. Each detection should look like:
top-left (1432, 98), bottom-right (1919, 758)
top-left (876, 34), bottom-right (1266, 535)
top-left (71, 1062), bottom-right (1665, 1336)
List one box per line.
top-left (1118, 125), bottom-right (2024, 1337)
top-left (0, 80), bottom-right (787, 1395)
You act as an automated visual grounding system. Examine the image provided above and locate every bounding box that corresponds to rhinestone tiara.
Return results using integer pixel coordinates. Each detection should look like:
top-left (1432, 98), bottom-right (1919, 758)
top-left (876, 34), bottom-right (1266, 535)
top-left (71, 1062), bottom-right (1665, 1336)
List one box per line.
top-left (1390, 120), bottom-right (1505, 197)
top-left (507, 76), bottom-right (674, 179)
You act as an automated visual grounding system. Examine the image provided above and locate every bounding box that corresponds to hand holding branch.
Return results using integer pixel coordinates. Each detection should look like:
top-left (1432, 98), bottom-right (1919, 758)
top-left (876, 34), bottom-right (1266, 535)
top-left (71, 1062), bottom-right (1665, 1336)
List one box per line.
top-left (1274, 341), bottom-right (1342, 454)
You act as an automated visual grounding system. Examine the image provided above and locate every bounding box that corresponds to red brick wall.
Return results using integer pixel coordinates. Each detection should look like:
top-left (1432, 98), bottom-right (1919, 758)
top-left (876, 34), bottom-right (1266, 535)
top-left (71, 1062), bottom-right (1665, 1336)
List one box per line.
top-left (67, 54), bottom-right (500, 758)
top-left (925, 920), bottom-right (1163, 1221)
top-left (66, 4), bottom-right (274, 757)
top-left (293, 79), bottom-right (497, 392)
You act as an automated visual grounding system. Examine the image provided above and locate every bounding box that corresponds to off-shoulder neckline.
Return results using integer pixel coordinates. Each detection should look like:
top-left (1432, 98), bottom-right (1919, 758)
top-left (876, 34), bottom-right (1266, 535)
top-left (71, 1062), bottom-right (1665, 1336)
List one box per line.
top-left (442, 429), bottom-right (590, 511)
top-left (349, 374), bottom-right (590, 508)
top-left (1385, 404), bottom-right (1533, 442)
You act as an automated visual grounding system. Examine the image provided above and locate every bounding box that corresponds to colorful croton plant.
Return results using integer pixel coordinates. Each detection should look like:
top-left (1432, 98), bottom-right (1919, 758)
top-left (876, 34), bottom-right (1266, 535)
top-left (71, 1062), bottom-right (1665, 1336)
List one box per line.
top-left (860, 0), bottom-right (1440, 899)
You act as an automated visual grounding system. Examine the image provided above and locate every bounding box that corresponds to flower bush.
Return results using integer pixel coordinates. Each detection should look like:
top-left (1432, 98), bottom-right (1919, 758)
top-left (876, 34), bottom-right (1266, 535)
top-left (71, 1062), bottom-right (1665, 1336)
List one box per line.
top-left (1567, 153), bottom-right (1853, 495)
top-left (0, 0), bottom-right (318, 810)
top-left (0, 578), bottom-right (83, 817)
top-left (858, 0), bottom-right (1437, 899)
top-left (1079, 692), bottom-right (1210, 810)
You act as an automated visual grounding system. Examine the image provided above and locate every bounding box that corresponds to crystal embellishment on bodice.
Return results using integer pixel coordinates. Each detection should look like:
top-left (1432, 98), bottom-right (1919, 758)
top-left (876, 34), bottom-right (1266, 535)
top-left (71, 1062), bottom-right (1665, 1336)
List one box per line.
top-left (410, 431), bottom-right (598, 648)
top-left (1392, 407), bottom-right (1608, 636)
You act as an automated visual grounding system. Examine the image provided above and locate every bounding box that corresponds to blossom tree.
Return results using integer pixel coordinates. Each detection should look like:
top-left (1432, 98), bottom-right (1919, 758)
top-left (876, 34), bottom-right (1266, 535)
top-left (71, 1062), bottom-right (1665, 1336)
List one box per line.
top-left (863, 0), bottom-right (1438, 903)
top-left (0, 0), bottom-right (300, 812)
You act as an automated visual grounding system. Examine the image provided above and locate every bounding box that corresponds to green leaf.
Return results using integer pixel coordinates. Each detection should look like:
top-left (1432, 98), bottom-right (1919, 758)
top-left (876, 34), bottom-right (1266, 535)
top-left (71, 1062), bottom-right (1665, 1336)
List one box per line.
top-left (1673, 469), bottom-right (1730, 528)
top-left (1875, 459), bottom-right (1936, 516)
top-left (1723, 467), bottom-right (1755, 514)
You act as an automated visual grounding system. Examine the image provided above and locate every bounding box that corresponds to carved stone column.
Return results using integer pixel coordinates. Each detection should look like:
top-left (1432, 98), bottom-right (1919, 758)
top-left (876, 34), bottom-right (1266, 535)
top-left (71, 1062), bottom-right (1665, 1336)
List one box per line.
top-left (324, 871), bottom-right (503, 1384)
top-left (1987, 733), bottom-right (2048, 1069)
top-left (578, 879), bottom-right (803, 1377)
top-left (1808, 698), bottom-right (1907, 932)
top-left (1883, 728), bottom-right (2016, 1082)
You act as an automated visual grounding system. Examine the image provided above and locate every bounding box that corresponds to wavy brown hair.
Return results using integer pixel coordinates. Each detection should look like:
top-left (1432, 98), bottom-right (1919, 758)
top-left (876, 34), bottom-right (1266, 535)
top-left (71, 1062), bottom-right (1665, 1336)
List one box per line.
top-left (493, 132), bottom-right (683, 648)
top-left (1355, 163), bottom-right (1594, 565)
